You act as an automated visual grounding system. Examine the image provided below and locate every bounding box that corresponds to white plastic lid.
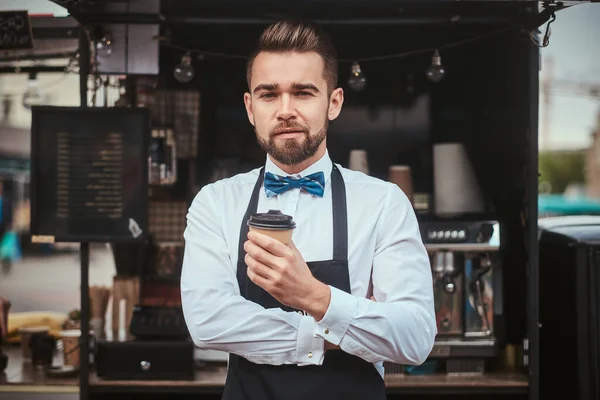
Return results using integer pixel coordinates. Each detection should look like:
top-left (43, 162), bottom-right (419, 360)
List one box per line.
top-left (59, 329), bottom-right (82, 337)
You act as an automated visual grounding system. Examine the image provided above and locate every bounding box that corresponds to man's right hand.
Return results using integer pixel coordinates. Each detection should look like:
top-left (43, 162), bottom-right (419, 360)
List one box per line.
top-left (324, 295), bottom-right (376, 351)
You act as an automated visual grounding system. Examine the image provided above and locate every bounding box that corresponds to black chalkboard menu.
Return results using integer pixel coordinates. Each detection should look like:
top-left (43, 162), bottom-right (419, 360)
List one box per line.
top-left (0, 11), bottom-right (33, 50)
top-left (30, 107), bottom-right (149, 243)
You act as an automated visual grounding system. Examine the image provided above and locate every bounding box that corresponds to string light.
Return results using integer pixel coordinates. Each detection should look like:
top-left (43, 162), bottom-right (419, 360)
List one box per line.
top-left (157, 24), bottom-right (519, 86)
top-left (22, 72), bottom-right (44, 109)
top-left (152, 10), bottom-right (558, 86)
top-left (425, 50), bottom-right (445, 83)
top-left (173, 53), bottom-right (195, 83)
top-left (95, 33), bottom-right (113, 58)
top-left (348, 62), bottom-right (366, 92)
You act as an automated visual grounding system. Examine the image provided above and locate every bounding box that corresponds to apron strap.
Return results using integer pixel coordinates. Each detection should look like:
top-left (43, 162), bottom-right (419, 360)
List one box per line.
top-left (330, 164), bottom-right (348, 261)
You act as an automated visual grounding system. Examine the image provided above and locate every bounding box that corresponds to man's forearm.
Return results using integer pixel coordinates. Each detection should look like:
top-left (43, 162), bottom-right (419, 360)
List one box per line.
top-left (313, 286), bottom-right (436, 365)
top-left (182, 288), bottom-right (327, 366)
top-left (322, 292), bottom-right (377, 353)
top-left (301, 280), bottom-right (331, 322)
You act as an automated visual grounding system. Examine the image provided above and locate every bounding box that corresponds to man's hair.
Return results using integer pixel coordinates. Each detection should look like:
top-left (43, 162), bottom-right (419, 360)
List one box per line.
top-left (246, 20), bottom-right (338, 94)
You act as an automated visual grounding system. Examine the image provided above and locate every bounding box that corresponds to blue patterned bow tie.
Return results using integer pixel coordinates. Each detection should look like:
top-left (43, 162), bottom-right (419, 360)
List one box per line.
top-left (264, 171), bottom-right (325, 198)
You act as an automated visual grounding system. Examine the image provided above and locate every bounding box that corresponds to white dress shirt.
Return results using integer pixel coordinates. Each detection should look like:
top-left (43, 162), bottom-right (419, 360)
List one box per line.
top-left (181, 150), bottom-right (437, 377)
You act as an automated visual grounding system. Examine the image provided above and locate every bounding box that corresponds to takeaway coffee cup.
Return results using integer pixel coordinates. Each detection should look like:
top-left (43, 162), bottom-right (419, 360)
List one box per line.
top-left (247, 210), bottom-right (296, 246)
top-left (59, 330), bottom-right (81, 368)
top-left (19, 326), bottom-right (49, 360)
top-left (59, 329), bottom-right (95, 368)
top-left (29, 332), bottom-right (56, 368)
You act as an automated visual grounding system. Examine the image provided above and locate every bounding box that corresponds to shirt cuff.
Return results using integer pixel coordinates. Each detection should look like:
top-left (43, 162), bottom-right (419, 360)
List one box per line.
top-left (295, 315), bottom-right (325, 366)
top-left (314, 285), bottom-right (355, 346)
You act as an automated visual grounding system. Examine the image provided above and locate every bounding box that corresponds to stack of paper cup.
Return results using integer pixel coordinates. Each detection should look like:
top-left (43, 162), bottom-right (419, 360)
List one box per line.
top-left (348, 150), bottom-right (369, 174)
top-left (388, 165), bottom-right (413, 202)
top-left (433, 142), bottom-right (484, 216)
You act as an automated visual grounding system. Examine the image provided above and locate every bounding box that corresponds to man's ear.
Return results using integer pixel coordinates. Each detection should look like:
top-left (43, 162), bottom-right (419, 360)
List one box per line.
top-left (244, 92), bottom-right (255, 126)
top-left (328, 87), bottom-right (344, 121)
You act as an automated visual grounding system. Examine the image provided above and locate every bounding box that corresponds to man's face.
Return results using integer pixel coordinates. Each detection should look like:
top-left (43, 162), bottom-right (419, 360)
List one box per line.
top-left (244, 51), bottom-right (343, 166)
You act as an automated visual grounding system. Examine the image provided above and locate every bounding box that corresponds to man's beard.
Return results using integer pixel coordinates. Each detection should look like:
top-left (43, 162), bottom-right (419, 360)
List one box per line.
top-left (256, 119), bottom-right (328, 166)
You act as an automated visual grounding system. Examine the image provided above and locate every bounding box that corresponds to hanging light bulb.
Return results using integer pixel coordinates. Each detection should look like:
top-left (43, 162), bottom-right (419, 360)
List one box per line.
top-left (173, 53), bottom-right (195, 83)
top-left (96, 33), bottom-right (113, 58)
top-left (425, 50), bottom-right (446, 83)
top-left (22, 72), bottom-right (44, 110)
top-left (348, 62), bottom-right (366, 92)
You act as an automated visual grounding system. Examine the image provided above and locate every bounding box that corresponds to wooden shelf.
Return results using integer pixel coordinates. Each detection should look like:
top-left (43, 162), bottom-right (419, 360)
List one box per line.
top-left (89, 367), bottom-right (226, 394)
top-left (384, 372), bottom-right (528, 395)
top-left (2, 344), bottom-right (528, 395)
top-left (1, 345), bottom-right (78, 393)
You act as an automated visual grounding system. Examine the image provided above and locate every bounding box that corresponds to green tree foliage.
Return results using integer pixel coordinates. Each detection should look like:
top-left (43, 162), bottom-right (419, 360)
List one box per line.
top-left (539, 150), bottom-right (586, 194)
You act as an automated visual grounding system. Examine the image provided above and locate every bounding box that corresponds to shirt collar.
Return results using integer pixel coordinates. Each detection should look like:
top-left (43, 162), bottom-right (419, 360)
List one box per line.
top-left (265, 150), bottom-right (333, 184)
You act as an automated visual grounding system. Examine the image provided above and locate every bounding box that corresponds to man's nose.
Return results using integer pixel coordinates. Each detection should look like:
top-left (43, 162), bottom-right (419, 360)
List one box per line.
top-left (276, 95), bottom-right (297, 120)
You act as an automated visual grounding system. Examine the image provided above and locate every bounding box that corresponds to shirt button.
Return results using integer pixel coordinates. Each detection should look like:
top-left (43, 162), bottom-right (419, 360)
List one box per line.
top-left (308, 352), bottom-right (313, 359)
top-left (324, 329), bottom-right (329, 334)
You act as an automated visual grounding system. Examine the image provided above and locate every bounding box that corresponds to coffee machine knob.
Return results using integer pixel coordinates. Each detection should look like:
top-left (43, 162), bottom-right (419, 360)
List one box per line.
top-left (441, 318), bottom-right (451, 329)
top-left (476, 224), bottom-right (494, 243)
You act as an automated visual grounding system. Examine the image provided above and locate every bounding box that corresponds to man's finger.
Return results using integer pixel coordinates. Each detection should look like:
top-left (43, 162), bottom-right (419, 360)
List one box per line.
top-left (248, 231), bottom-right (290, 257)
top-left (247, 264), bottom-right (270, 289)
top-left (245, 254), bottom-right (276, 281)
top-left (244, 240), bottom-right (280, 269)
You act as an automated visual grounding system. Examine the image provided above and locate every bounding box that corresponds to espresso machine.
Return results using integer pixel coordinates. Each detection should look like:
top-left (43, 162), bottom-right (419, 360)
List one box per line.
top-left (420, 220), bottom-right (502, 374)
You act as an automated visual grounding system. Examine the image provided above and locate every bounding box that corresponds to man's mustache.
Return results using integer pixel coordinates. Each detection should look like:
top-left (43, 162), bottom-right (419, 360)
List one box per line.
top-left (270, 122), bottom-right (309, 137)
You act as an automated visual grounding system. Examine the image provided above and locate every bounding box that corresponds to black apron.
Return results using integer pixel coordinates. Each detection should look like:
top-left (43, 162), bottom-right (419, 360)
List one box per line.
top-left (222, 165), bottom-right (387, 400)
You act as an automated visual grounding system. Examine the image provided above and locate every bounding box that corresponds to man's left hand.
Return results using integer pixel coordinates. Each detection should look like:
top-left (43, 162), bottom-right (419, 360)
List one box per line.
top-left (244, 231), bottom-right (331, 320)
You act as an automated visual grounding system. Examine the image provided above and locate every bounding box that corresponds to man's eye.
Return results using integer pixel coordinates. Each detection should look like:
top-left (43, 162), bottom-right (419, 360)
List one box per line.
top-left (260, 92), bottom-right (276, 99)
top-left (296, 91), bottom-right (312, 97)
